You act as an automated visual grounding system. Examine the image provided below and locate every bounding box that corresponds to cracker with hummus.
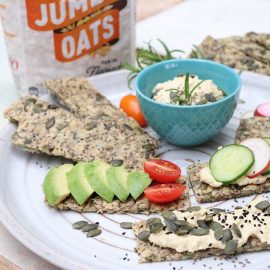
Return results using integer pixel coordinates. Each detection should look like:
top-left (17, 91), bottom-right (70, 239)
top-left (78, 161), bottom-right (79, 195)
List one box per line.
top-left (133, 199), bottom-right (270, 263)
top-left (188, 163), bottom-right (270, 203)
top-left (235, 117), bottom-right (270, 144)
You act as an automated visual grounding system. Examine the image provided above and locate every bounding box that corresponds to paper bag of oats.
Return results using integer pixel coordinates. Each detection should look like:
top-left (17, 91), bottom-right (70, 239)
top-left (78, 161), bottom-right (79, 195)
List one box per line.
top-left (0, 0), bottom-right (136, 95)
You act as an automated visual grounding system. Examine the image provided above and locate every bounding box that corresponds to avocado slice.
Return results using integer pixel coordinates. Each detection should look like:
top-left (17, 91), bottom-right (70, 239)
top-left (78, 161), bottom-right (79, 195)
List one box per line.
top-left (85, 160), bottom-right (114, 202)
top-left (43, 164), bottom-right (74, 206)
top-left (67, 162), bottom-right (94, 205)
top-left (107, 166), bottom-right (129, 202)
top-left (127, 172), bottom-right (152, 200)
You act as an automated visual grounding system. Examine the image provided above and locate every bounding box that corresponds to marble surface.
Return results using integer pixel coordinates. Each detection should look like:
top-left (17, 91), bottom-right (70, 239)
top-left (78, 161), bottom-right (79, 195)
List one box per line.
top-left (0, 0), bottom-right (269, 269)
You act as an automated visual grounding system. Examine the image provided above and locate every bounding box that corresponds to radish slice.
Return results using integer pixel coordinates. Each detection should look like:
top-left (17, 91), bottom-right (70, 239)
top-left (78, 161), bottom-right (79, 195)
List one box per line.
top-left (255, 103), bottom-right (270, 117)
top-left (241, 111), bottom-right (254, 119)
top-left (240, 138), bottom-right (270, 178)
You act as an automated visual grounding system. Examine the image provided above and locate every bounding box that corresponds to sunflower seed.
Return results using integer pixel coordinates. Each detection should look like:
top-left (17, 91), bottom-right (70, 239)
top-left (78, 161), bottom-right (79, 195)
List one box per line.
top-left (149, 222), bottom-right (164, 233)
top-left (84, 123), bottom-right (97, 131)
top-left (210, 208), bottom-right (225, 214)
top-left (165, 220), bottom-right (179, 232)
top-left (234, 206), bottom-right (242, 210)
top-left (24, 138), bottom-right (32, 144)
top-left (123, 124), bottom-right (133, 131)
top-left (160, 211), bottom-right (176, 221)
top-left (187, 206), bottom-right (201, 213)
top-left (72, 221), bottom-right (88, 230)
top-left (46, 117), bottom-right (55, 129)
top-left (255, 200), bottom-right (270, 210)
top-left (210, 221), bottom-right (223, 231)
top-left (87, 229), bottom-right (102, 237)
top-left (138, 230), bottom-right (151, 241)
top-left (190, 228), bottom-right (209, 236)
top-left (111, 159), bottom-right (124, 167)
top-left (222, 229), bottom-right (232, 243)
top-left (120, 222), bottom-right (133, 229)
top-left (197, 220), bottom-right (209, 229)
top-left (82, 223), bottom-right (98, 232)
top-left (48, 104), bottom-right (58, 109)
top-left (224, 240), bottom-right (238, 255)
top-left (214, 228), bottom-right (224, 241)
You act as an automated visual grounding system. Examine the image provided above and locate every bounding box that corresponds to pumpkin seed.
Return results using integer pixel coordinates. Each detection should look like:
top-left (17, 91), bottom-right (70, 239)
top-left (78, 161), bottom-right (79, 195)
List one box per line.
top-left (123, 124), bottom-right (133, 131)
top-left (111, 159), bottom-right (123, 167)
top-left (176, 228), bottom-right (189, 235)
top-left (146, 218), bottom-right (162, 226)
top-left (174, 219), bottom-right (190, 227)
top-left (82, 223), bottom-right (98, 232)
top-left (232, 223), bottom-right (242, 238)
top-left (165, 220), bottom-right (179, 232)
top-left (210, 221), bottom-right (223, 231)
top-left (222, 229), bottom-right (232, 243)
top-left (180, 225), bottom-right (193, 232)
top-left (190, 228), bottom-right (209, 236)
top-left (197, 220), bottom-right (209, 229)
top-left (84, 123), bottom-right (97, 131)
top-left (266, 206), bottom-right (270, 214)
top-left (187, 206), bottom-right (201, 213)
top-left (160, 211), bottom-right (176, 221)
top-left (57, 123), bottom-right (68, 131)
top-left (138, 230), bottom-right (151, 241)
top-left (143, 144), bottom-right (155, 150)
top-left (224, 240), bottom-right (238, 255)
top-left (72, 221), bottom-right (88, 230)
top-left (214, 228), bottom-right (224, 241)
top-left (255, 200), bottom-right (270, 210)
top-left (24, 138), bottom-right (32, 145)
top-left (87, 229), bottom-right (102, 237)
top-left (210, 208), bottom-right (225, 214)
top-left (149, 222), bottom-right (164, 233)
top-left (120, 222), bottom-right (133, 229)
top-left (46, 117), bottom-right (55, 129)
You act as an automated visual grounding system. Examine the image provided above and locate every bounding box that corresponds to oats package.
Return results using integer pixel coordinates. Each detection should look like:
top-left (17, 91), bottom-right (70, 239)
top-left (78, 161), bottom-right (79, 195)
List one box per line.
top-left (0, 0), bottom-right (136, 95)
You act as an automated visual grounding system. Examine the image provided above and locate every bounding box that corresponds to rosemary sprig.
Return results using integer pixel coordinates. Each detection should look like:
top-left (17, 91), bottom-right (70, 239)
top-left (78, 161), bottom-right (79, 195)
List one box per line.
top-left (122, 39), bottom-right (185, 88)
top-left (190, 45), bottom-right (207, 59)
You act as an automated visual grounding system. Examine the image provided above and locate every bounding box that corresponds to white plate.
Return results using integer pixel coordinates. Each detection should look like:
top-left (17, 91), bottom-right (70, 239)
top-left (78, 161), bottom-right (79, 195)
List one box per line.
top-left (1, 70), bottom-right (270, 270)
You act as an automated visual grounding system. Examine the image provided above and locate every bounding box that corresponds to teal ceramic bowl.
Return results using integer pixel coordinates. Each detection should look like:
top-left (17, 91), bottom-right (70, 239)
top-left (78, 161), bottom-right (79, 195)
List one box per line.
top-left (135, 59), bottom-right (241, 146)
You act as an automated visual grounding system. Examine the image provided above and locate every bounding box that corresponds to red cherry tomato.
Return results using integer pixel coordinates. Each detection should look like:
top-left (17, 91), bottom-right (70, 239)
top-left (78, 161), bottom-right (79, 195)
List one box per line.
top-left (120, 95), bottom-right (147, 127)
top-left (144, 159), bottom-right (181, 183)
top-left (144, 183), bottom-right (186, 203)
top-left (254, 103), bottom-right (270, 117)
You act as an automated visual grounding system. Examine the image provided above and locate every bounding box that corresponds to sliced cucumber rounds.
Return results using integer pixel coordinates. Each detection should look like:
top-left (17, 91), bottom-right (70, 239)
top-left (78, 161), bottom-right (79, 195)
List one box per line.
top-left (262, 137), bottom-right (270, 176)
top-left (209, 144), bottom-right (255, 184)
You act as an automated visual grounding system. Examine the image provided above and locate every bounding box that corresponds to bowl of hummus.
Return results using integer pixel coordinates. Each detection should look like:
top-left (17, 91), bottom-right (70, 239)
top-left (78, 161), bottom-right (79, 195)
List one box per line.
top-left (135, 59), bottom-right (241, 146)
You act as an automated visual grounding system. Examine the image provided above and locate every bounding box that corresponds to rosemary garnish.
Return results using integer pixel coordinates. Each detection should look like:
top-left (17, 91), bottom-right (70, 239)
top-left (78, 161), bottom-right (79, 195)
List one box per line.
top-left (190, 45), bottom-right (207, 59)
top-left (122, 39), bottom-right (184, 88)
top-left (162, 73), bottom-right (206, 104)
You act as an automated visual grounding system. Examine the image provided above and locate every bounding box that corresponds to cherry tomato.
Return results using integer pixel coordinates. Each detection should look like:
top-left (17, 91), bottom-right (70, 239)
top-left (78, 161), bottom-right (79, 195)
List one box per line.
top-left (120, 95), bottom-right (147, 127)
top-left (144, 183), bottom-right (186, 203)
top-left (254, 103), bottom-right (270, 117)
top-left (144, 159), bottom-right (181, 183)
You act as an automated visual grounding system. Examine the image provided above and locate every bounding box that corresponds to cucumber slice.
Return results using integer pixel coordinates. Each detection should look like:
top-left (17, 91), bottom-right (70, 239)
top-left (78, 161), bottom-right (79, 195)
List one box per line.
top-left (209, 144), bottom-right (254, 184)
top-left (262, 137), bottom-right (270, 175)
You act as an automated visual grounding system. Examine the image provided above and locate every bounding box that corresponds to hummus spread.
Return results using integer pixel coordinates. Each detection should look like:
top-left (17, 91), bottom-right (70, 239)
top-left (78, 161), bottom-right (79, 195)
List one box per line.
top-left (152, 75), bottom-right (225, 106)
top-left (149, 200), bottom-right (270, 253)
top-left (200, 166), bottom-right (268, 188)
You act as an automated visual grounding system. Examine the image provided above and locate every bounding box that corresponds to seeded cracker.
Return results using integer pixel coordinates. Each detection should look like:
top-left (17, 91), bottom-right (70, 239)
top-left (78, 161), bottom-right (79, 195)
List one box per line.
top-left (187, 163), bottom-right (270, 203)
top-left (235, 117), bottom-right (270, 144)
top-left (132, 209), bottom-right (270, 263)
top-left (55, 176), bottom-right (190, 214)
top-left (4, 96), bottom-right (158, 171)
